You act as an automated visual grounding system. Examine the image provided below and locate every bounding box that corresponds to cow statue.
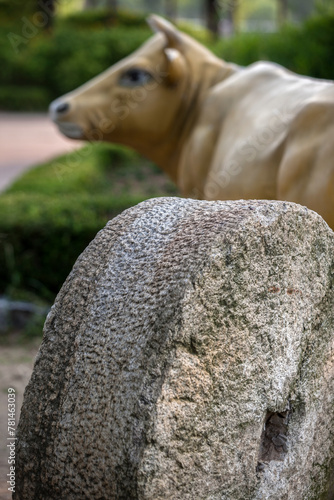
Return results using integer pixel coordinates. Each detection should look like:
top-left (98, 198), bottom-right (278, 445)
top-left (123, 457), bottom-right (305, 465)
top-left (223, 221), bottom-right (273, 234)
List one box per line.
top-left (50, 15), bottom-right (334, 230)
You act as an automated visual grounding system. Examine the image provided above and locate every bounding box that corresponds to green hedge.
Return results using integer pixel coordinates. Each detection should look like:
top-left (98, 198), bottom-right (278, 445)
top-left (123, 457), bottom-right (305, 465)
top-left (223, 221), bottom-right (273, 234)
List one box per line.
top-left (1, 192), bottom-right (143, 299)
top-left (0, 8), bottom-right (152, 110)
top-left (1, 10), bottom-right (334, 112)
top-left (1, 23), bottom-right (151, 109)
top-left (212, 15), bottom-right (334, 80)
top-left (0, 0), bottom-right (36, 23)
top-left (0, 85), bottom-right (50, 111)
top-left (0, 144), bottom-right (178, 300)
top-left (59, 8), bottom-right (148, 29)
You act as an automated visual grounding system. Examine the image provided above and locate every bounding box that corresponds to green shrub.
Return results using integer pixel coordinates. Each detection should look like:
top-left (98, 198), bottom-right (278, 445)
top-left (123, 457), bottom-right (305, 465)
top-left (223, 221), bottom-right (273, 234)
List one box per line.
top-left (0, 144), bottom-right (178, 300)
top-left (1, 22), bottom-right (151, 105)
top-left (213, 14), bottom-right (334, 80)
top-left (0, 0), bottom-right (36, 24)
top-left (212, 27), bottom-right (301, 69)
top-left (0, 191), bottom-right (142, 298)
top-left (0, 85), bottom-right (50, 111)
top-left (2, 9), bottom-right (334, 112)
top-left (212, 32), bottom-right (269, 66)
top-left (293, 15), bottom-right (334, 80)
top-left (58, 8), bottom-right (148, 30)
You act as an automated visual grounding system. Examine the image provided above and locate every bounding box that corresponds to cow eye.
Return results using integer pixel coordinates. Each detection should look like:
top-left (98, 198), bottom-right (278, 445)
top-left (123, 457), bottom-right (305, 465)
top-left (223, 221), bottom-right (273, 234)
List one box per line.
top-left (119, 68), bottom-right (152, 86)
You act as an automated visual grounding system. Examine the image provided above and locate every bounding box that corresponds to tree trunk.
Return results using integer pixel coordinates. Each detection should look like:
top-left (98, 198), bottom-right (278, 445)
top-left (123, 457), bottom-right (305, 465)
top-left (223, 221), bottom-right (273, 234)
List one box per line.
top-left (165, 0), bottom-right (177, 21)
top-left (38, 0), bottom-right (55, 30)
top-left (277, 0), bottom-right (289, 26)
top-left (145, 0), bottom-right (158, 13)
top-left (208, 0), bottom-right (238, 37)
top-left (105, 0), bottom-right (117, 26)
top-left (106, 0), bottom-right (118, 10)
top-left (205, 0), bottom-right (219, 36)
top-left (83, 0), bottom-right (99, 9)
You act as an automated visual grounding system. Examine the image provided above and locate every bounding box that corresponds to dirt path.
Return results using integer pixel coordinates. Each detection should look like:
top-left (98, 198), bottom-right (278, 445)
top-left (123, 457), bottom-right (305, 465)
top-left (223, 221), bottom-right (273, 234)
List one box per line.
top-left (0, 341), bottom-right (41, 499)
top-left (0, 112), bottom-right (82, 191)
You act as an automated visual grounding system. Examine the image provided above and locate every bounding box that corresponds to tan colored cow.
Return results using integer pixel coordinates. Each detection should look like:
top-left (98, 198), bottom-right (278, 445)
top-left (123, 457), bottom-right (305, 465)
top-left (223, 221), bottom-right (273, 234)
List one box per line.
top-left (50, 15), bottom-right (334, 230)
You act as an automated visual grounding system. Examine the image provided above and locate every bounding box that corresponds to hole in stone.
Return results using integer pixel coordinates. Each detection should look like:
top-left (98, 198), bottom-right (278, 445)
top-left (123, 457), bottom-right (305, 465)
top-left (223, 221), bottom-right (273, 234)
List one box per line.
top-left (188, 336), bottom-right (198, 355)
top-left (257, 409), bottom-right (290, 470)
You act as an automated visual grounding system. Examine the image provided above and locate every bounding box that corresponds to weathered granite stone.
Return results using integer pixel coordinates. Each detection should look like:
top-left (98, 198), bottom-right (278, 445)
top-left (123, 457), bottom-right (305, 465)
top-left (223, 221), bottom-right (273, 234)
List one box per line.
top-left (15, 198), bottom-right (334, 500)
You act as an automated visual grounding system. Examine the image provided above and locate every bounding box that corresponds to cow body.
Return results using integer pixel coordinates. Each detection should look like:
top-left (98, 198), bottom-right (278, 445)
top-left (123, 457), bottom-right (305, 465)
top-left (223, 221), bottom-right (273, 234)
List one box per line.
top-left (50, 15), bottom-right (334, 229)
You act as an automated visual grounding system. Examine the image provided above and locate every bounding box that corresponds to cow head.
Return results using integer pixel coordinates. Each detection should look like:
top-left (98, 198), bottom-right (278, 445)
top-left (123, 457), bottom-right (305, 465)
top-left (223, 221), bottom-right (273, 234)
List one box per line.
top-left (49, 16), bottom-right (192, 148)
top-left (49, 15), bottom-right (230, 177)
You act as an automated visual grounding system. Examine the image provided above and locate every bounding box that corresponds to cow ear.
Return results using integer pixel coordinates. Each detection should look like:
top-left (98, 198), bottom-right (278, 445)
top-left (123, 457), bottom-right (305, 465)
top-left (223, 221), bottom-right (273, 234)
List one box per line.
top-left (164, 47), bottom-right (186, 85)
top-left (147, 14), bottom-right (182, 49)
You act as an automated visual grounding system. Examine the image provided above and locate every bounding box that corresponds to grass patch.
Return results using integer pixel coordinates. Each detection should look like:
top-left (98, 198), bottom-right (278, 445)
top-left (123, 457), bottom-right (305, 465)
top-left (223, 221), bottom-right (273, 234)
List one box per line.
top-left (0, 143), bottom-right (178, 301)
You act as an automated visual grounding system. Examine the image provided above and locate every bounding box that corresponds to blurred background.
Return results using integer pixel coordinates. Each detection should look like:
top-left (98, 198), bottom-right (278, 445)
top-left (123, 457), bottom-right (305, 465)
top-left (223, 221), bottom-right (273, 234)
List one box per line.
top-left (2, 0), bottom-right (334, 114)
top-left (0, 0), bottom-right (334, 336)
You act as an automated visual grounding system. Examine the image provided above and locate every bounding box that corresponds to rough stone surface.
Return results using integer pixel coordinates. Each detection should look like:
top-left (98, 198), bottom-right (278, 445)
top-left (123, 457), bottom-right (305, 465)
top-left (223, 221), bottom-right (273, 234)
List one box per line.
top-left (15, 198), bottom-right (334, 500)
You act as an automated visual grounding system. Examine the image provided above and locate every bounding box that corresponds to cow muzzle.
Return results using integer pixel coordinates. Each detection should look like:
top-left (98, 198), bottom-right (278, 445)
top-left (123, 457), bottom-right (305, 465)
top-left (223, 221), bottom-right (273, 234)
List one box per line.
top-left (49, 98), bottom-right (84, 139)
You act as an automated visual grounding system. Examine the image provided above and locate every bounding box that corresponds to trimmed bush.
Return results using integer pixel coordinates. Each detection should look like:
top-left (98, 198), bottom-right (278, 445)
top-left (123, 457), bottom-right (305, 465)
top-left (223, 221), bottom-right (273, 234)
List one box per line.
top-left (0, 144), bottom-right (178, 300)
top-left (0, 191), bottom-right (141, 298)
top-left (1, 23), bottom-right (151, 107)
top-left (2, 10), bottom-right (334, 112)
top-left (213, 14), bottom-right (334, 80)
top-left (0, 85), bottom-right (50, 111)
top-left (59, 8), bottom-right (148, 30)
top-left (0, 0), bottom-right (36, 23)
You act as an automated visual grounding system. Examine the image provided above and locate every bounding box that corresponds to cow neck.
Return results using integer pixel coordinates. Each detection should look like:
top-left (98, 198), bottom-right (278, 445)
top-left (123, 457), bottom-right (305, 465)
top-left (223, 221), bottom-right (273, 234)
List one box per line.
top-left (156, 58), bottom-right (238, 183)
top-left (120, 57), bottom-right (238, 184)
